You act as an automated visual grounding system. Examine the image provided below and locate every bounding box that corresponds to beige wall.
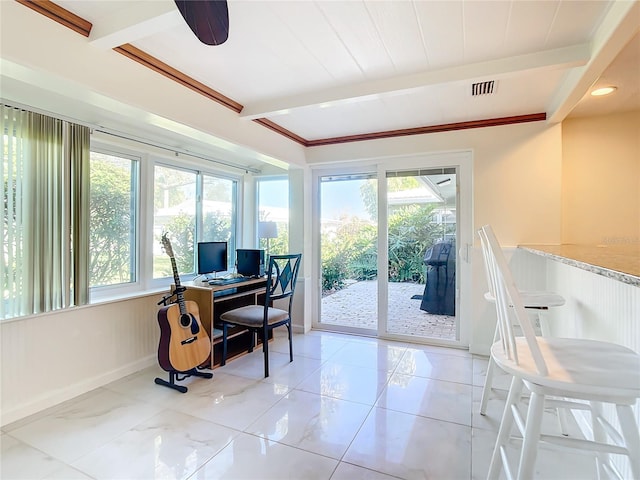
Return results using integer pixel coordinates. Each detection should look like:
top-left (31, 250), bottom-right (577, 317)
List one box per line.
top-left (562, 110), bottom-right (640, 245)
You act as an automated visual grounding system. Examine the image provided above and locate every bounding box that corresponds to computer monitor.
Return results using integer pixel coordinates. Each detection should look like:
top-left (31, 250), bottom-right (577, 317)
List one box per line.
top-left (236, 249), bottom-right (265, 278)
top-left (197, 241), bottom-right (228, 277)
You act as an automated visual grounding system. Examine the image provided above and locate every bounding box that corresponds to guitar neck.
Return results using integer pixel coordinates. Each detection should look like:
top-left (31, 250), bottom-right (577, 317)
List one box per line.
top-left (169, 257), bottom-right (187, 315)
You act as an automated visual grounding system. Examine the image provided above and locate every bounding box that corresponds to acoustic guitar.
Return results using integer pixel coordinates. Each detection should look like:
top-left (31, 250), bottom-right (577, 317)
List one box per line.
top-left (157, 234), bottom-right (211, 373)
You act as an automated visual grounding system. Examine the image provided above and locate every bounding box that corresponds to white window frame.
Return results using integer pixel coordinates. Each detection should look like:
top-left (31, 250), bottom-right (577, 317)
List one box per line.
top-left (89, 139), bottom-right (244, 302)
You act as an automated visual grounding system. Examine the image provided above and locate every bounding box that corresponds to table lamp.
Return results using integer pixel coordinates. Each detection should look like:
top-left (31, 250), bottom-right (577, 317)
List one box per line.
top-left (258, 221), bottom-right (278, 263)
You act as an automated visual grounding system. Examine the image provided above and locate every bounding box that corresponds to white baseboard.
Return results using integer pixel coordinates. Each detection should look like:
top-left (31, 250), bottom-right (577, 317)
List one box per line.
top-left (1, 355), bottom-right (156, 427)
top-left (469, 342), bottom-right (491, 356)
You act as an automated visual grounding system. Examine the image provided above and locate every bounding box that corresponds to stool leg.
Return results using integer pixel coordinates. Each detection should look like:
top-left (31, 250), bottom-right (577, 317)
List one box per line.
top-left (591, 401), bottom-right (608, 477)
top-left (557, 406), bottom-right (571, 437)
top-left (536, 309), bottom-right (571, 437)
top-left (517, 390), bottom-right (544, 479)
top-left (480, 356), bottom-right (496, 415)
top-left (481, 325), bottom-right (502, 416)
top-left (488, 376), bottom-right (524, 479)
top-left (617, 404), bottom-right (640, 479)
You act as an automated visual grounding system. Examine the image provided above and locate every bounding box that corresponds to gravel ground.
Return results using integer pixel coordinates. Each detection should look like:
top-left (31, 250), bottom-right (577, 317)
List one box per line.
top-left (320, 280), bottom-right (456, 340)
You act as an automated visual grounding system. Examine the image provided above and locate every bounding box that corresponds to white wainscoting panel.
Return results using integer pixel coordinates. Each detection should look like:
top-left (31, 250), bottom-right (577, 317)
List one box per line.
top-left (1, 294), bottom-right (161, 426)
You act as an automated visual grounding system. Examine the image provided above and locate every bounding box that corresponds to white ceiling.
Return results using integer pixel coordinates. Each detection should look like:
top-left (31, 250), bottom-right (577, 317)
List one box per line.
top-left (4, 0), bottom-right (640, 151)
top-left (49, 0), bottom-right (638, 143)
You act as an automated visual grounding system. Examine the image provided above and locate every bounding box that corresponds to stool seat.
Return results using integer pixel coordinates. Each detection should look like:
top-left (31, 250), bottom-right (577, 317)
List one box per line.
top-left (492, 337), bottom-right (640, 399)
top-left (484, 290), bottom-right (565, 309)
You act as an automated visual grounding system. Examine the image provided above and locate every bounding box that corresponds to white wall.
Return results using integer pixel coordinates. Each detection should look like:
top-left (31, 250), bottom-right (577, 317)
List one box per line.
top-left (1, 294), bottom-right (161, 426)
top-left (288, 168), bottom-right (312, 333)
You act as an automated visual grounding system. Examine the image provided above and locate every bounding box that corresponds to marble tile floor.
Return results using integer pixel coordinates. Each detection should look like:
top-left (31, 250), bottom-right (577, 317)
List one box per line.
top-left (1, 330), bottom-right (601, 480)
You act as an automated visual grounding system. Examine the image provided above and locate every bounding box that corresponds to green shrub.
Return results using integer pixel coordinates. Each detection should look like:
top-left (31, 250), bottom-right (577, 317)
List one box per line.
top-left (321, 203), bottom-right (448, 292)
top-left (388, 204), bottom-right (440, 283)
top-left (322, 256), bottom-right (347, 292)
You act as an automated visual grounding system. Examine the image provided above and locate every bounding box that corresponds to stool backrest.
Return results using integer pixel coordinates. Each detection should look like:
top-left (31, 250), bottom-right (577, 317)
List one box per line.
top-left (478, 229), bottom-right (497, 301)
top-left (479, 225), bottom-right (548, 376)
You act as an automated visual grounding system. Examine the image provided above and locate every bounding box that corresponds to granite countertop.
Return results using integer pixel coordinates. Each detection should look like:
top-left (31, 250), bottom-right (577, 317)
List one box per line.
top-left (519, 244), bottom-right (640, 287)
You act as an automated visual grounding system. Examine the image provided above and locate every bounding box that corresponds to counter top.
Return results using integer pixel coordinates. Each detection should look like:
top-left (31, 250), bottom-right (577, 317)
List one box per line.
top-left (519, 244), bottom-right (640, 287)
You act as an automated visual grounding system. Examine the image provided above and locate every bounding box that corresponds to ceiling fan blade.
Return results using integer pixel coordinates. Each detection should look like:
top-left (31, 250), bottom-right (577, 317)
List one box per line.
top-left (174, 0), bottom-right (229, 46)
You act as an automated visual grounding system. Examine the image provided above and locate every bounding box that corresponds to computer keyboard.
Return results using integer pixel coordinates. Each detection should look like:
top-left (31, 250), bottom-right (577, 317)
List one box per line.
top-left (208, 276), bottom-right (246, 286)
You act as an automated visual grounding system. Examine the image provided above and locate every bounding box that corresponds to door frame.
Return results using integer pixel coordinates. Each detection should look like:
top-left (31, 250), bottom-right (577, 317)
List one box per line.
top-left (312, 163), bottom-right (380, 337)
top-left (311, 150), bottom-right (473, 348)
top-left (376, 151), bottom-right (472, 348)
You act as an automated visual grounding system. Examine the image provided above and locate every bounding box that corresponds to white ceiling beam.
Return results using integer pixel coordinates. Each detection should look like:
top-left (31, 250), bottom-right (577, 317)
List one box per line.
top-left (88, 1), bottom-right (182, 50)
top-left (547, 0), bottom-right (640, 124)
top-left (239, 44), bottom-right (590, 120)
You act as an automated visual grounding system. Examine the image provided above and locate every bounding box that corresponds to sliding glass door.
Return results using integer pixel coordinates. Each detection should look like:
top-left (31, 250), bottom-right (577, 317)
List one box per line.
top-left (318, 173), bottom-right (378, 334)
top-left (385, 169), bottom-right (458, 341)
top-left (314, 153), bottom-right (470, 347)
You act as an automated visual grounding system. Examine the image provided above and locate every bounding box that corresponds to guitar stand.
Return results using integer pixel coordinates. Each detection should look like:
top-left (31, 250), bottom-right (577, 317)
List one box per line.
top-left (154, 367), bottom-right (213, 394)
top-left (154, 288), bottom-right (213, 393)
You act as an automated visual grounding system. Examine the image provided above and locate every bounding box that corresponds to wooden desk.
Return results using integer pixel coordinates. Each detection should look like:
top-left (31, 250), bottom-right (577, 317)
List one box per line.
top-left (173, 278), bottom-right (268, 368)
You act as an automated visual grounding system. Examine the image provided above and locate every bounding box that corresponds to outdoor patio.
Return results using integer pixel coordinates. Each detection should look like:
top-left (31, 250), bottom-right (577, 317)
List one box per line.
top-left (320, 280), bottom-right (456, 340)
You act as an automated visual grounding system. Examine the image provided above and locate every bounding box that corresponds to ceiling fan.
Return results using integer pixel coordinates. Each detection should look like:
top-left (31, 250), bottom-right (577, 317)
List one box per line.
top-left (174, 0), bottom-right (229, 46)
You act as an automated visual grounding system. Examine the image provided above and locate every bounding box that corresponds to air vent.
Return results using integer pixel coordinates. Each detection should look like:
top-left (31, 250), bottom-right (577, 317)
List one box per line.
top-left (472, 81), bottom-right (495, 96)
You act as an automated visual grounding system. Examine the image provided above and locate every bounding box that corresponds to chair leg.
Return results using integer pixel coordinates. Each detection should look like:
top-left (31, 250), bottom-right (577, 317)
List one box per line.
top-left (616, 403), bottom-right (640, 479)
top-left (488, 376), bottom-right (524, 479)
top-left (221, 323), bottom-right (228, 366)
top-left (287, 322), bottom-right (293, 362)
top-left (248, 329), bottom-right (255, 353)
top-left (480, 356), bottom-right (497, 415)
top-left (517, 390), bottom-right (544, 479)
top-left (263, 325), bottom-right (270, 378)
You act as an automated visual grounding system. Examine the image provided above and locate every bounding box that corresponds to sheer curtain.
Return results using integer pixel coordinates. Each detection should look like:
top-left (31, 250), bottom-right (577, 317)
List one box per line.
top-left (1, 105), bottom-right (89, 318)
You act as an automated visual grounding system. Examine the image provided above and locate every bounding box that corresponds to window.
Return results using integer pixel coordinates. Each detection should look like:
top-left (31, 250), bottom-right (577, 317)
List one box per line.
top-left (89, 151), bottom-right (139, 288)
top-left (153, 165), bottom-right (197, 278)
top-left (2, 105), bottom-right (244, 317)
top-left (153, 165), bottom-right (238, 279)
top-left (257, 177), bottom-right (289, 255)
top-left (202, 174), bottom-right (236, 265)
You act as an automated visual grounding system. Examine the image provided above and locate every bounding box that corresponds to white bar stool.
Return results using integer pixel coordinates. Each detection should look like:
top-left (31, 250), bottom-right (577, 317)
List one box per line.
top-left (478, 232), bottom-right (565, 417)
top-left (480, 225), bottom-right (640, 480)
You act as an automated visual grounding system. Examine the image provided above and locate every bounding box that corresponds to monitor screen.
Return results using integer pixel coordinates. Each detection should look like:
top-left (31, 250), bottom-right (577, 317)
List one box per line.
top-left (197, 241), bottom-right (228, 275)
top-left (236, 249), bottom-right (265, 277)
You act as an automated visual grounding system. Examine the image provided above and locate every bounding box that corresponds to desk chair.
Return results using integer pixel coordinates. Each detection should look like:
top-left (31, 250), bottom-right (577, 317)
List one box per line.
top-left (220, 254), bottom-right (301, 378)
top-left (481, 225), bottom-right (640, 480)
top-left (477, 228), bottom-right (565, 417)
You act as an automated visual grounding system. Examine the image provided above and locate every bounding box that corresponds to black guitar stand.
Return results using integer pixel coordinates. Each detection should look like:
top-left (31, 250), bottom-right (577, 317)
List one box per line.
top-left (154, 290), bottom-right (213, 393)
top-left (154, 368), bottom-right (213, 394)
